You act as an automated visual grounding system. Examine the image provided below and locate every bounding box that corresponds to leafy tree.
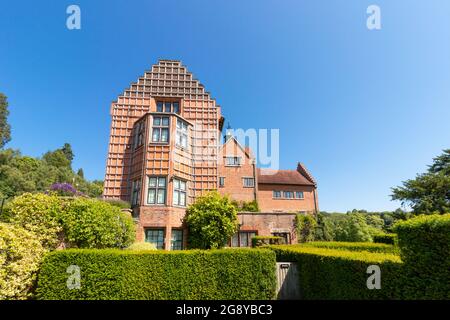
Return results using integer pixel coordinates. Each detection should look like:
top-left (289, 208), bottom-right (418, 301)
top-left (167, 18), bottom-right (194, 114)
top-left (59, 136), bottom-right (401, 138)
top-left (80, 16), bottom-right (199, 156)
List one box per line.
top-left (185, 191), bottom-right (238, 249)
top-left (314, 212), bottom-right (333, 241)
top-left (392, 149), bottom-right (450, 214)
top-left (0, 93), bottom-right (11, 149)
top-left (77, 168), bottom-right (84, 179)
top-left (61, 143), bottom-right (74, 163)
top-left (295, 214), bottom-right (317, 243)
top-left (334, 213), bottom-right (373, 242)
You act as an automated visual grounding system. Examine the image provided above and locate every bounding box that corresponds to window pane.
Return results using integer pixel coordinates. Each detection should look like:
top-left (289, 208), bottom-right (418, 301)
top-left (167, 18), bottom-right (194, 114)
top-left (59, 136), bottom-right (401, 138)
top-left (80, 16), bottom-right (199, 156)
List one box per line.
top-left (149, 177), bottom-right (157, 187)
top-left (176, 119), bottom-right (181, 129)
top-left (147, 189), bottom-right (156, 204)
top-left (174, 179), bottom-right (180, 189)
top-left (146, 229), bottom-right (164, 250)
top-left (156, 102), bottom-right (163, 112)
top-left (173, 102), bottom-right (180, 113)
top-left (296, 192), bottom-right (304, 199)
top-left (153, 117), bottom-right (161, 126)
top-left (180, 180), bottom-right (186, 190)
top-left (152, 128), bottom-right (160, 142)
top-left (161, 128), bottom-right (169, 142)
top-left (157, 189), bottom-right (165, 204)
top-left (158, 177), bottom-right (166, 187)
top-left (181, 135), bottom-right (187, 148)
top-left (239, 232), bottom-right (248, 247)
top-left (171, 229), bottom-right (183, 250)
top-left (180, 192), bottom-right (186, 206)
top-left (231, 233), bottom-right (239, 247)
top-left (164, 102), bottom-right (171, 112)
top-left (162, 117), bottom-right (169, 126)
top-left (173, 190), bottom-right (179, 205)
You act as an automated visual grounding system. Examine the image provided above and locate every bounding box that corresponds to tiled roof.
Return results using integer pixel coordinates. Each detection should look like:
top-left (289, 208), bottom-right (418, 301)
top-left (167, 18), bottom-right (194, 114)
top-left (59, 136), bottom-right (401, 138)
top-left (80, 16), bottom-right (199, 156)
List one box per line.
top-left (257, 168), bottom-right (315, 186)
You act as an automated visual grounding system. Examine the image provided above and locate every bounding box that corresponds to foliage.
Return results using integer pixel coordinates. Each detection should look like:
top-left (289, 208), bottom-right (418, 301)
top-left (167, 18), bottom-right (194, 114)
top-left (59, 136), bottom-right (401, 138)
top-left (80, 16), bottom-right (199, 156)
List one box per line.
top-left (2, 193), bottom-right (63, 250)
top-left (391, 149), bottom-right (450, 214)
top-left (0, 93), bottom-right (11, 149)
top-left (125, 242), bottom-right (157, 251)
top-left (333, 213), bottom-right (373, 242)
top-left (295, 214), bottom-right (317, 243)
top-left (252, 236), bottom-right (283, 247)
top-left (60, 198), bottom-right (135, 249)
top-left (231, 199), bottom-right (260, 212)
top-left (313, 212), bottom-right (333, 241)
top-left (36, 248), bottom-right (276, 300)
top-left (0, 145), bottom-right (103, 199)
top-left (393, 214), bottom-right (450, 299)
top-left (0, 222), bottom-right (45, 300)
top-left (296, 241), bottom-right (398, 254)
top-left (185, 191), bottom-right (238, 249)
top-left (373, 233), bottom-right (397, 245)
top-left (102, 198), bottom-right (131, 209)
top-left (267, 245), bottom-right (403, 299)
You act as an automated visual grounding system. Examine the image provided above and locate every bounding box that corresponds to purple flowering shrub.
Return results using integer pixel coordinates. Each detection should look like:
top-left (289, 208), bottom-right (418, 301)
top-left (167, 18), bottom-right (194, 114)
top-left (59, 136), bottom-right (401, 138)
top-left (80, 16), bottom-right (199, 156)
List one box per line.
top-left (49, 183), bottom-right (81, 196)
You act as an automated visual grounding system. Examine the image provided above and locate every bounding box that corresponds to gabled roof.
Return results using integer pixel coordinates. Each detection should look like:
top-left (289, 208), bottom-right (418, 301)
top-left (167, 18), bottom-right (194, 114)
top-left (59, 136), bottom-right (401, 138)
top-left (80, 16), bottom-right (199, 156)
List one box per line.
top-left (257, 168), bottom-right (315, 186)
top-left (219, 136), bottom-right (254, 159)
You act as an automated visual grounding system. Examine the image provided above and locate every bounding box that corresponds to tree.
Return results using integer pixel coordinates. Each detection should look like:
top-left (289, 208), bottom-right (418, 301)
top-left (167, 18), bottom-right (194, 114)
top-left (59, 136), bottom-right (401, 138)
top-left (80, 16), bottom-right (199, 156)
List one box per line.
top-left (295, 214), bottom-right (317, 243)
top-left (185, 191), bottom-right (238, 249)
top-left (61, 143), bottom-right (74, 163)
top-left (334, 213), bottom-right (373, 242)
top-left (392, 149), bottom-right (450, 214)
top-left (77, 168), bottom-right (84, 179)
top-left (0, 93), bottom-right (11, 149)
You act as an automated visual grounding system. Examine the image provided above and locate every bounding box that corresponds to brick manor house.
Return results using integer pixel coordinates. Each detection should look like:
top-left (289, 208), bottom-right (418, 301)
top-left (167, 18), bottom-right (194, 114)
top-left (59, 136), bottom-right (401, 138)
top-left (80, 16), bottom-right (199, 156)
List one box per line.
top-left (103, 59), bottom-right (319, 250)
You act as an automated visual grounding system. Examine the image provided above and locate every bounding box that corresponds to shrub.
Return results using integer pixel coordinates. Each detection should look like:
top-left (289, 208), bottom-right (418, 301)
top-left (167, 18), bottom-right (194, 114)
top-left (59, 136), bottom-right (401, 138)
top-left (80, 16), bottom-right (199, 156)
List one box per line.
top-left (373, 234), bottom-right (397, 245)
top-left (298, 241), bottom-right (399, 254)
top-left (0, 223), bottom-right (45, 300)
top-left (252, 236), bottom-right (283, 247)
top-left (393, 214), bottom-right (450, 299)
top-left (60, 198), bottom-right (135, 249)
top-left (125, 242), bottom-right (157, 251)
top-left (36, 248), bottom-right (276, 300)
top-left (267, 245), bottom-right (403, 299)
top-left (295, 214), bottom-right (317, 243)
top-left (49, 183), bottom-right (80, 196)
top-left (2, 193), bottom-right (63, 250)
top-left (102, 199), bottom-right (131, 209)
top-left (185, 191), bottom-right (238, 249)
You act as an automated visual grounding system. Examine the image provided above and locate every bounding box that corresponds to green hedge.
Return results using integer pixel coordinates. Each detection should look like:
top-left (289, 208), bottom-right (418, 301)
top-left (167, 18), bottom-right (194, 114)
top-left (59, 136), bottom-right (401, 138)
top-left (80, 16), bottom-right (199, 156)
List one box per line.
top-left (393, 214), bottom-right (450, 299)
top-left (36, 248), bottom-right (276, 300)
top-left (298, 241), bottom-right (399, 254)
top-left (252, 236), bottom-right (283, 247)
top-left (267, 245), bottom-right (403, 300)
top-left (373, 234), bottom-right (397, 245)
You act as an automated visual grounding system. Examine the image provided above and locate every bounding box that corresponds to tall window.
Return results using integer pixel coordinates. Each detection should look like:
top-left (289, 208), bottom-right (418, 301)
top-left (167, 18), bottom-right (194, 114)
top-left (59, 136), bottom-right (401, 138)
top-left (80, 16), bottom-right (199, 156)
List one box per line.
top-left (156, 101), bottom-right (180, 114)
top-left (147, 176), bottom-right (166, 205)
top-left (176, 119), bottom-right (188, 149)
top-left (273, 191), bottom-right (282, 198)
top-left (173, 178), bottom-right (187, 207)
top-left (171, 229), bottom-right (183, 250)
top-left (131, 179), bottom-right (141, 206)
top-left (225, 157), bottom-right (241, 166)
top-left (145, 229), bottom-right (165, 250)
top-left (219, 177), bottom-right (225, 187)
top-left (231, 231), bottom-right (257, 247)
top-left (133, 121), bottom-right (144, 149)
top-left (242, 177), bottom-right (255, 188)
top-left (152, 116), bottom-right (169, 143)
top-left (295, 191), bottom-right (304, 199)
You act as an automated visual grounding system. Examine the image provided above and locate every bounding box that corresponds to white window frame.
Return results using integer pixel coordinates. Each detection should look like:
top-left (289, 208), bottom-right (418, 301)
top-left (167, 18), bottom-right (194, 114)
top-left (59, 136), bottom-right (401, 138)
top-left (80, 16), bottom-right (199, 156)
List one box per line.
top-left (173, 178), bottom-right (187, 207)
top-left (242, 177), bottom-right (255, 188)
top-left (147, 176), bottom-right (167, 205)
top-left (151, 116), bottom-right (170, 143)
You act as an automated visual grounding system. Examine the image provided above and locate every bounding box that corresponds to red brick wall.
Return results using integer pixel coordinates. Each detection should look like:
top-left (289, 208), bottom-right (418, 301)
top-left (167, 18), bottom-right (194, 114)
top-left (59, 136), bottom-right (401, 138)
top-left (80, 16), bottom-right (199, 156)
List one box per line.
top-left (257, 184), bottom-right (317, 213)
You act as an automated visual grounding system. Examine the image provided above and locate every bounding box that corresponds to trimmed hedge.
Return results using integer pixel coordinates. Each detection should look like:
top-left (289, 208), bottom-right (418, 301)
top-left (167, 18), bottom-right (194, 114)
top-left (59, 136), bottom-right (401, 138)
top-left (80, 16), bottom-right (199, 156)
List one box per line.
top-left (393, 214), bottom-right (450, 299)
top-left (373, 234), bottom-right (397, 245)
top-left (298, 241), bottom-right (399, 254)
top-left (267, 245), bottom-right (403, 300)
top-left (36, 248), bottom-right (276, 300)
top-left (252, 236), bottom-right (283, 247)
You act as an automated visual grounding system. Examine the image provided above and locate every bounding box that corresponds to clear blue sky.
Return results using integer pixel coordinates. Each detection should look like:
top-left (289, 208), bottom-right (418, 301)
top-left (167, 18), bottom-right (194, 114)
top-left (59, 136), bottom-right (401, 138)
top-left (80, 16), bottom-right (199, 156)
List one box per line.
top-left (1, 0), bottom-right (449, 212)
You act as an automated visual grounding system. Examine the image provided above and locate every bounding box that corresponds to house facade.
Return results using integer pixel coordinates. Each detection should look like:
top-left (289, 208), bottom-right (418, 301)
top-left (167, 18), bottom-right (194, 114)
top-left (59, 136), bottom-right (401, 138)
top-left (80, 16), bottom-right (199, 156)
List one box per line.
top-left (103, 59), bottom-right (318, 250)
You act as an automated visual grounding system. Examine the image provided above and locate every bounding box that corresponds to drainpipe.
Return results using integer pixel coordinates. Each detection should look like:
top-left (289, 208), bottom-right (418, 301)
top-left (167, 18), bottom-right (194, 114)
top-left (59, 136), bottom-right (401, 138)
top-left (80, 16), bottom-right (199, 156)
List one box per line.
top-left (313, 186), bottom-right (318, 216)
top-left (252, 159), bottom-right (257, 201)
